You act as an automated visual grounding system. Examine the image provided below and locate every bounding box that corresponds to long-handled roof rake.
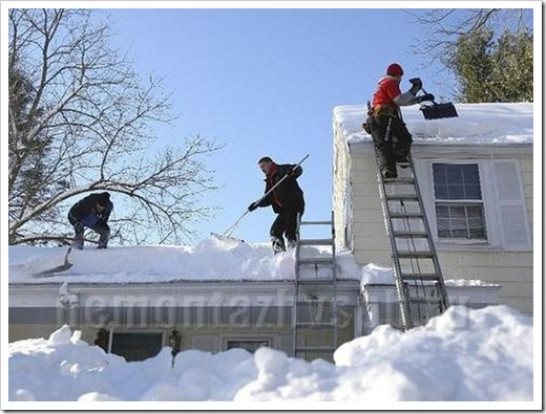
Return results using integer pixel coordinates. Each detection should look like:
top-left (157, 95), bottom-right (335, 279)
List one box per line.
top-left (211, 154), bottom-right (310, 243)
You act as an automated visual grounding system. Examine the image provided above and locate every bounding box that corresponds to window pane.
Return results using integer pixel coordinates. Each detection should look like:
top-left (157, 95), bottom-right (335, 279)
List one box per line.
top-left (433, 163), bottom-right (482, 201)
top-left (434, 185), bottom-right (448, 199)
top-left (464, 184), bottom-right (482, 199)
top-left (438, 229), bottom-right (452, 238)
top-left (447, 185), bottom-right (464, 199)
top-left (446, 166), bottom-right (463, 183)
top-left (467, 206), bottom-right (483, 218)
top-left (432, 164), bottom-right (446, 182)
top-left (452, 229), bottom-right (468, 238)
top-left (462, 165), bottom-right (480, 184)
top-left (436, 205), bottom-right (449, 217)
top-left (447, 205), bottom-right (466, 218)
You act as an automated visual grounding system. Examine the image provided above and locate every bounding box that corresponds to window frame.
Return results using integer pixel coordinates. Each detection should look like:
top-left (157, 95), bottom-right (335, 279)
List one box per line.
top-left (431, 163), bottom-right (488, 243)
top-left (415, 158), bottom-right (501, 249)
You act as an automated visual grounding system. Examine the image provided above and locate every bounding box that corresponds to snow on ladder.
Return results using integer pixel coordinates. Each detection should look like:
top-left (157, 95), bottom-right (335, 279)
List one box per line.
top-left (375, 154), bottom-right (449, 330)
top-left (292, 212), bottom-right (338, 360)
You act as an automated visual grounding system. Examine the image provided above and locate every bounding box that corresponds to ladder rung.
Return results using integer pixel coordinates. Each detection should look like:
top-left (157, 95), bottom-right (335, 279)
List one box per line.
top-left (397, 251), bottom-right (434, 259)
top-left (298, 257), bottom-right (335, 265)
top-left (392, 231), bottom-right (428, 238)
top-left (385, 194), bottom-right (419, 201)
top-left (401, 273), bottom-right (440, 280)
top-left (383, 177), bottom-right (415, 184)
top-left (295, 346), bottom-right (336, 353)
top-left (298, 238), bottom-right (334, 246)
top-left (299, 220), bottom-right (332, 226)
top-left (389, 212), bottom-right (424, 219)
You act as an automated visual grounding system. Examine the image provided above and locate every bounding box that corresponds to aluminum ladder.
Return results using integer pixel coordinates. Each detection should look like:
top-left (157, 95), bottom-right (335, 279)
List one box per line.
top-left (292, 212), bottom-right (338, 360)
top-left (375, 154), bottom-right (449, 330)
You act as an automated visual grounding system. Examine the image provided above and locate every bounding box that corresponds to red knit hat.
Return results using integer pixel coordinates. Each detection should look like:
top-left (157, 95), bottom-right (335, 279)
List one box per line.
top-left (386, 63), bottom-right (404, 76)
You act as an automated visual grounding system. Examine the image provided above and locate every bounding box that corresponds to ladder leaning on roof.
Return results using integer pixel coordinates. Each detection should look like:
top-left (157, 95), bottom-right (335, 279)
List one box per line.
top-left (292, 212), bottom-right (338, 360)
top-left (375, 153), bottom-right (449, 330)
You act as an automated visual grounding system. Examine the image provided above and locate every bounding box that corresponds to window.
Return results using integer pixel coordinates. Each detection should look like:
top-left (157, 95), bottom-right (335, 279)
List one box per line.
top-left (110, 332), bottom-right (163, 361)
top-left (433, 163), bottom-right (487, 241)
top-left (226, 339), bottom-right (270, 353)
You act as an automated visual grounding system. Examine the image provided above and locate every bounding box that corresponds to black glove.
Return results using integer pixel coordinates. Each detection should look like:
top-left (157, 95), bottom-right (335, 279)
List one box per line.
top-left (248, 202), bottom-right (258, 212)
top-left (409, 77), bottom-right (422, 95)
top-left (417, 93), bottom-right (435, 103)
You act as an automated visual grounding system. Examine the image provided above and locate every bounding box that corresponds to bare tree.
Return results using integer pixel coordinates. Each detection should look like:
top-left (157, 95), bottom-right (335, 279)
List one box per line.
top-left (8, 9), bottom-right (220, 245)
top-left (411, 8), bottom-right (532, 66)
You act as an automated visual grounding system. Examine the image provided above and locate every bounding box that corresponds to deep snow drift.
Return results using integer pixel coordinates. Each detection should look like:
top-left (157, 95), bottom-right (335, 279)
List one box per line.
top-left (334, 102), bottom-right (533, 146)
top-left (8, 305), bottom-right (532, 402)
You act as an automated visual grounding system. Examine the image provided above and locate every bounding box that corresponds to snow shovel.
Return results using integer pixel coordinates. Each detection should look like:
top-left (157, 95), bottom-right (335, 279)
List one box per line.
top-left (418, 87), bottom-right (458, 120)
top-left (32, 247), bottom-right (73, 277)
top-left (211, 154), bottom-right (310, 243)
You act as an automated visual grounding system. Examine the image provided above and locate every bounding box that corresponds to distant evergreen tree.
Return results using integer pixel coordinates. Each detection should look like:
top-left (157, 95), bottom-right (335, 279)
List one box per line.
top-left (449, 29), bottom-right (533, 103)
top-left (490, 30), bottom-right (533, 102)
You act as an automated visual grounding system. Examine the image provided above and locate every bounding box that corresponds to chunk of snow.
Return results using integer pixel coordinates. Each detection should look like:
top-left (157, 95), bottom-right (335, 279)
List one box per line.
top-left (48, 325), bottom-right (74, 345)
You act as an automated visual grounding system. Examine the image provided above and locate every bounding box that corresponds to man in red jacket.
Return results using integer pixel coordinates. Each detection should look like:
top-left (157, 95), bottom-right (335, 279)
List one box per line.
top-left (366, 63), bottom-right (433, 178)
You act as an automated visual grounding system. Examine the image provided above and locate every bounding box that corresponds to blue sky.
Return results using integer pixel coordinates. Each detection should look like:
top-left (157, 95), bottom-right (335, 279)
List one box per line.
top-left (107, 7), bottom-right (454, 243)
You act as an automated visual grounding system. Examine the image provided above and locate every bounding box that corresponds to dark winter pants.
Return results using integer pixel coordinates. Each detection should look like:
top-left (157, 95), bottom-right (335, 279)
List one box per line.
top-left (68, 215), bottom-right (110, 249)
top-left (270, 208), bottom-right (304, 247)
top-left (367, 114), bottom-right (413, 172)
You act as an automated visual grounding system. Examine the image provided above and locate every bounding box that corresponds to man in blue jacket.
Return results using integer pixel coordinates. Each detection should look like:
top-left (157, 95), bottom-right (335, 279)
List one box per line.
top-left (248, 157), bottom-right (304, 253)
top-left (68, 192), bottom-right (113, 249)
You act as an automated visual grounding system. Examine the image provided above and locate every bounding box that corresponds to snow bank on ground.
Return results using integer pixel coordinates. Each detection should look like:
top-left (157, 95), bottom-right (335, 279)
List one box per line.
top-left (8, 305), bottom-right (532, 402)
top-left (8, 239), bottom-right (360, 284)
top-left (334, 102), bottom-right (533, 146)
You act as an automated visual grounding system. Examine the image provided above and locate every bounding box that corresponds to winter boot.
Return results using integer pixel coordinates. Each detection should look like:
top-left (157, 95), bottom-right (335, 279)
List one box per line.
top-left (382, 165), bottom-right (398, 179)
top-left (287, 239), bottom-right (297, 250)
top-left (271, 237), bottom-right (286, 254)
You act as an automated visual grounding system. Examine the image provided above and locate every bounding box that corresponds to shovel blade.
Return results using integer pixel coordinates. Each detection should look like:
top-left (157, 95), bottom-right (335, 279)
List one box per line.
top-left (420, 102), bottom-right (458, 120)
top-left (210, 232), bottom-right (245, 243)
top-left (33, 262), bottom-right (74, 277)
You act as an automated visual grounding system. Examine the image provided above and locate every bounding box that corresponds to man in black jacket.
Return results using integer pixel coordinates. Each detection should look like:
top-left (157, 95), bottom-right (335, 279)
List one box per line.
top-left (68, 192), bottom-right (113, 249)
top-left (248, 157), bottom-right (304, 253)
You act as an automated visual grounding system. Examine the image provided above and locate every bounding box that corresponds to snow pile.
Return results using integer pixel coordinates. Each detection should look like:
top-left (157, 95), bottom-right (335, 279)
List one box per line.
top-left (9, 239), bottom-right (361, 284)
top-left (8, 305), bottom-right (533, 402)
top-left (334, 102), bottom-right (533, 146)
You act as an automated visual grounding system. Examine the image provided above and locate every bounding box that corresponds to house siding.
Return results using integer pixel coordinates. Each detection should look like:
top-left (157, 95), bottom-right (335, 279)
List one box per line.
top-left (333, 127), bottom-right (534, 315)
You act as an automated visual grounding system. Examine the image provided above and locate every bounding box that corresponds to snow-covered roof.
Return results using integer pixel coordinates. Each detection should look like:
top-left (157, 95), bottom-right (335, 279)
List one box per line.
top-left (8, 238), bottom-right (361, 284)
top-left (334, 102), bottom-right (533, 146)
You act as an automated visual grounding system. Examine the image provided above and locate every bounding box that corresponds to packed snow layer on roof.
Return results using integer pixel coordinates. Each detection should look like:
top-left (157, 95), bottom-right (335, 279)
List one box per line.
top-left (8, 238), bottom-right (360, 284)
top-left (360, 263), bottom-right (501, 289)
top-left (334, 102), bottom-right (533, 146)
top-left (8, 305), bottom-right (533, 402)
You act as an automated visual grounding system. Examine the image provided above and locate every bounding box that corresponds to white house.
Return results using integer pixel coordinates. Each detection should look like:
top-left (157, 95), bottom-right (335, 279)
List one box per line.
top-left (333, 102), bottom-right (533, 315)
